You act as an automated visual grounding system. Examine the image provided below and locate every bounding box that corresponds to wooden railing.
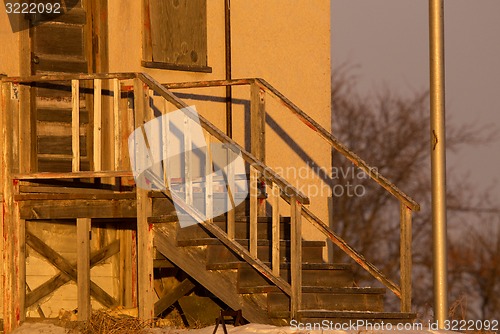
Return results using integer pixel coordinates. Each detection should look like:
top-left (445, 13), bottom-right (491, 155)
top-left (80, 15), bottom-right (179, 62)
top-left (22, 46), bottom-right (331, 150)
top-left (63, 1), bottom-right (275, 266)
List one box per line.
top-left (1, 72), bottom-right (418, 331)
top-left (162, 77), bottom-right (419, 312)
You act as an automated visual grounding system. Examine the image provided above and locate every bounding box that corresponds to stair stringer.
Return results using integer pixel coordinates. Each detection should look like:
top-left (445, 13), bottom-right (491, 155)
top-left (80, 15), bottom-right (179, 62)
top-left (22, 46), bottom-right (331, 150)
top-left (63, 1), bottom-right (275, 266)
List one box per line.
top-left (153, 223), bottom-right (283, 325)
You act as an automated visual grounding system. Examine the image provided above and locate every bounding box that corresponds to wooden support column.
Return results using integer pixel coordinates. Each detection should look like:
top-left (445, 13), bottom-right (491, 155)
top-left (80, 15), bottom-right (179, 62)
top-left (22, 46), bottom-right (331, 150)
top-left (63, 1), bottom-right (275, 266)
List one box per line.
top-left (137, 188), bottom-right (153, 320)
top-left (113, 79), bottom-right (121, 171)
top-left (250, 83), bottom-right (266, 217)
top-left (2, 82), bottom-right (24, 332)
top-left (134, 78), bottom-right (154, 320)
top-left (77, 218), bottom-right (91, 321)
top-left (290, 196), bottom-right (302, 320)
top-left (271, 183), bottom-right (280, 276)
top-left (400, 203), bottom-right (413, 312)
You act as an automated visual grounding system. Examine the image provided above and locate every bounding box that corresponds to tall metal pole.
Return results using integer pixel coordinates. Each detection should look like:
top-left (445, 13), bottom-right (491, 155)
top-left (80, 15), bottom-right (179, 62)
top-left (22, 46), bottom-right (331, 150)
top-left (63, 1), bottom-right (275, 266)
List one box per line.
top-left (429, 0), bottom-right (448, 328)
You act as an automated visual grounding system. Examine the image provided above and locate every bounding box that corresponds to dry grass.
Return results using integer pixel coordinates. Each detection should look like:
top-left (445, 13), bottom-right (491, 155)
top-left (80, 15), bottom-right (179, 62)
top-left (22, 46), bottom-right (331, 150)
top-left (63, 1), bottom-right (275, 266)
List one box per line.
top-left (77, 310), bottom-right (155, 334)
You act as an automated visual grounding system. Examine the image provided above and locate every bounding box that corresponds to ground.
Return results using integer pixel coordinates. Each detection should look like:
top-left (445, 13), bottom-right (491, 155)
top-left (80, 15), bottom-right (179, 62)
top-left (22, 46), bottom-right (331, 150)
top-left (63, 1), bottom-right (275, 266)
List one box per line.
top-left (10, 322), bottom-right (462, 334)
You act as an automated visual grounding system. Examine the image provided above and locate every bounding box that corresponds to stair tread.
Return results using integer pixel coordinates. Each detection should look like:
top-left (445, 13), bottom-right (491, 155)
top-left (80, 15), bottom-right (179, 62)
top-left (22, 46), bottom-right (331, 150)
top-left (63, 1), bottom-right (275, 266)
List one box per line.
top-left (149, 214), bottom-right (291, 223)
top-left (207, 262), bottom-right (352, 270)
top-left (178, 238), bottom-right (325, 247)
top-left (240, 286), bottom-right (384, 294)
top-left (298, 310), bottom-right (416, 319)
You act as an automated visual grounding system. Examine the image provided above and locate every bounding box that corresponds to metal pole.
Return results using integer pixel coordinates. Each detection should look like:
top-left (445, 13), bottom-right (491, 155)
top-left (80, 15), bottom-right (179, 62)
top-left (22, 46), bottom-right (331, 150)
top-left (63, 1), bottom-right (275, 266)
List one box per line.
top-left (224, 0), bottom-right (233, 138)
top-left (429, 0), bottom-right (448, 328)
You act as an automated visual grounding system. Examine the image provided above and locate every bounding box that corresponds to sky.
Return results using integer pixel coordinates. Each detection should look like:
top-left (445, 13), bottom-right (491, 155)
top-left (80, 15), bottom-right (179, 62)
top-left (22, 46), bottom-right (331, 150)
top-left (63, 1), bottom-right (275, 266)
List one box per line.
top-left (331, 0), bottom-right (500, 209)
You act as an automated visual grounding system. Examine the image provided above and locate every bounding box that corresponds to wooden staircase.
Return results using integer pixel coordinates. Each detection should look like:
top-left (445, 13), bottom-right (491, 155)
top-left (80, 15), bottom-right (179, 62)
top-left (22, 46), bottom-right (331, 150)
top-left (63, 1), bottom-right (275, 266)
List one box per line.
top-left (149, 198), bottom-right (415, 325)
top-left (1, 73), bottom-right (420, 332)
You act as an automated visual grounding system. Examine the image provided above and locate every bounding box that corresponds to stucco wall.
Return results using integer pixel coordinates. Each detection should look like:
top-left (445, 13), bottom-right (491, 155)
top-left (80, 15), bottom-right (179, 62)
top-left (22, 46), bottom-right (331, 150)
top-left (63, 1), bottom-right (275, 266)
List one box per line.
top-left (108, 0), bottom-right (332, 238)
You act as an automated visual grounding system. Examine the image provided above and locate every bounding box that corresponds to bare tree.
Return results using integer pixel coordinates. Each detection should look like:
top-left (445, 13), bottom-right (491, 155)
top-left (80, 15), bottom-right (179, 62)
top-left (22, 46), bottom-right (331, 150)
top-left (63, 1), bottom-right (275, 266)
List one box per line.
top-left (329, 68), bottom-right (499, 319)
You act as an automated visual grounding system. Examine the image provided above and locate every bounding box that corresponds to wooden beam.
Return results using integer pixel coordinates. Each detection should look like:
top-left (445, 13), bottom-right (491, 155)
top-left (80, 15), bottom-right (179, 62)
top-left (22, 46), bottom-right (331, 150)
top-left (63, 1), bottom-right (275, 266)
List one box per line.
top-left (13, 170), bottom-right (133, 180)
top-left (77, 218), bottom-right (91, 321)
top-left (290, 196), bottom-right (302, 320)
top-left (25, 231), bottom-right (118, 308)
top-left (400, 203), bottom-right (413, 312)
top-left (19, 198), bottom-right (137, 220)
top-left (72, 80), bottom-right (80, 172)
top-left (154, 278), bottom-right (195, 317)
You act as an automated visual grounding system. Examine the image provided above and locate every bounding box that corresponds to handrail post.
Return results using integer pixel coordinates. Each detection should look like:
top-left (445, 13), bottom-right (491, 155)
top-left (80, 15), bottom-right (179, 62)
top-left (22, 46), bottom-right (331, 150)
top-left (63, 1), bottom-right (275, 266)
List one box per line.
top-left (93, 79), bottom-right (102, 171)
top-left (72, 80), bottom-right (80, 172)
top-left (1, 82), bottom-right (24, 332)
top-left (250, 82), bottom-right (266, 216)
top-left (249, 166), bottom-right (258, 257)
top-left (400, 202), bottom-right (412, 312)
top-left (271, 182), bottom-right (280, 276)
top-left (290, 196), bottom-right (302, 320)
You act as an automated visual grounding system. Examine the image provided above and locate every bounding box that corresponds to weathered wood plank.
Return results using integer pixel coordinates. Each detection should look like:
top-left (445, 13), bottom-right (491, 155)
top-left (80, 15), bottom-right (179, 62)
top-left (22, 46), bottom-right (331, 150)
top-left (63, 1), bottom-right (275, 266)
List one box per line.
top-left (290, 197), bottom-right (302, 320)
top-left (154, 278), bottom-right (195, 317)
top-left (13, 170), bottom-right (132, 180)
top-left (400, 203), bottom-right (412, 312)
top-left (19, 198), bottom-right (136, 219)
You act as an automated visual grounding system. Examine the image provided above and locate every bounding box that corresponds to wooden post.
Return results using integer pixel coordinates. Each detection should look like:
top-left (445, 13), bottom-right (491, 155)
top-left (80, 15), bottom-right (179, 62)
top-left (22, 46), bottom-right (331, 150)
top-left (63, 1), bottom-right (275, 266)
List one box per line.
top-left (93, 79), bottom-right (102, 171)
top-left (183, 114), bottom-right (193, 206)
top-left (205, 133), bottom-right (213, 222)
top-left (290, 196), bottom-right (302, 320)
top-left (72, 80), bottom-right (81, 172)
top-left (400, 202), bottom-right (412, 312)
top-left (77, 218), bottom-right (91, 321)
top-left (113, 79), bottom-right (121, 171)
top-left (161, 105), bottom-right (170, 188)
top-left (134, 78), bottom-right (154, 320)
top-left (226, 148), bottom-right (235, 240)
top-left (1, 82), bottom-right (23, 331)
top-left (136, 188), bottom-right (153, 320)
top-left (249, 166), bottom-right (258, 257)
top-left (271, 182), bottom-right (280, 276)
top-left (250, 83), bottom-right (266, 216)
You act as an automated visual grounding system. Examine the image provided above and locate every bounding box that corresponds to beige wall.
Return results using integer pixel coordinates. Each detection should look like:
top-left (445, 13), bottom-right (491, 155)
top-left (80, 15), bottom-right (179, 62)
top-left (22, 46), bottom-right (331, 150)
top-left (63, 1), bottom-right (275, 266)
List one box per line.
top-left (108, 0), bottom-right (332, 237)
top-left (0, 11), bottom-right (20, 77)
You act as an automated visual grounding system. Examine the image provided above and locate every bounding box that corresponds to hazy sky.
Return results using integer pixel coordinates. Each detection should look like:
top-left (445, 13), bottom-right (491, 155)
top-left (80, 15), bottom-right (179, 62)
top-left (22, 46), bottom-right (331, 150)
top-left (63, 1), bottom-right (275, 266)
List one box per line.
top-left (331, 0), bottom-right (500, 206)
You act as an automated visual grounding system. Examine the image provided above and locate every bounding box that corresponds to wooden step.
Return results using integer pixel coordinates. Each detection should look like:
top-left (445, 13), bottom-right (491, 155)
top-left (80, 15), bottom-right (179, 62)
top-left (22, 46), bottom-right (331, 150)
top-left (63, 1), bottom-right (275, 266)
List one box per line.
top-left (296, 310), bottom-right (416, 325)
top-left (152, 215), bottom-right (294, 241)
top-left (267, 287), bottom-right (385, 315)
top-left (237, 263), bottom-right (354, 292)
top-left (204, 239), bottom-right (324, 264)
